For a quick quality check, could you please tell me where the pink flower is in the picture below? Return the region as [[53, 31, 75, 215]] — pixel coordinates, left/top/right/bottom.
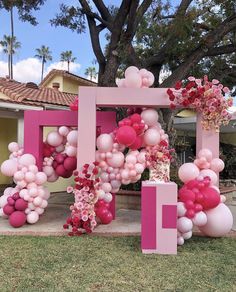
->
[[188, 76, 195, 81], [67, 186, 73, 193], [223, 87, 230, 93], [212, 79, 219, 84]]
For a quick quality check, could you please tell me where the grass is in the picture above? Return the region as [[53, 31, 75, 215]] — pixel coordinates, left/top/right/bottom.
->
[[0, 236, 235, 291]]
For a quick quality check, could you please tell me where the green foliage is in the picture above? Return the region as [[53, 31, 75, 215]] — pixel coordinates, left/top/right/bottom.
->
[[0, 34, 21, 54], [84, 66, 97, 80], [35, 45, 52, 63], [0, 0, 46, 25]]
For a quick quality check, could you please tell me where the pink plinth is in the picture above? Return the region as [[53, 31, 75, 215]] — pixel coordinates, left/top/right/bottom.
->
[[141, 181, 177, 254]]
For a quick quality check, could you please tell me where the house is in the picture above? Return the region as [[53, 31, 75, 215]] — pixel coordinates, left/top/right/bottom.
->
[[39, 69, 97, 94]]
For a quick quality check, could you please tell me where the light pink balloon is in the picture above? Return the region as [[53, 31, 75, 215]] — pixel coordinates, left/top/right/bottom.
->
[[135, 163, 145, 174], [102, 183, 112, 193], [24, 171, 35, 183], [14, 171, 25, 181], [182, 231, 192, 240], [124, 66, 139, 78], [210, 158, 225, 173], [144, 129, 160, 146], [35, 207, 44, 215], [146, 71, 155, 86], [192, 211, 207, 226], [1, 159, 18, 176], [35, 172, 47, 185], [139, 68, 148, 78], [67, 130, 78, 147], [8, 142, 19, 152], [109, 173, 116, 180], [130, 170, 137, 177], [177, 236, 184, 245], [177, 202, 186, 217], [178, 163, 200, 183], [28, 165, 38, 174], [33, 197, 43, 206], [59, 126, 70, 136], [43, 188, 50, 200], [137, 152, 146, 163], [126, 154, 137, 164], [65, 145, 77, 157], [199, 204, 233, 237], [121, 169, 129, 179], [110, 180, 121, 190], [177, 217, 193, 233], [125, 73, 142, 88], [47, 172, 59, 182], [199, 169, 218, 185], [43, 166, 54, 177], [17, 180, 27, 189], [56, 145, 65, 153], [116, 78, 126, 87], [97, 134, 113, 152], [100, 172, 109, 182], [107, 152, 125, 168], [3, 187, 14, 197], [18, 154, 36, 167], [141, 109, 159, 126], [198, 148, 213, 162], [46, 131, 63, 147], [27, 211, 39, 224], [27, 182, 37, 189], [29, 188, 38, 197], [19, 189, 28, 199]]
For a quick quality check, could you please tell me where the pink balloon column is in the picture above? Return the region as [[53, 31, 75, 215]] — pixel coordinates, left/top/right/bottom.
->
[[116, 66, 155, 88], [177, 148, 233, 245], [0, 143, 51, 227], [42, 126, 78, 182]]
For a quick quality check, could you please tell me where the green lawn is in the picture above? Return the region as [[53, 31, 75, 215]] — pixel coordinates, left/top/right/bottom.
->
[[0, 236, 235, 292]]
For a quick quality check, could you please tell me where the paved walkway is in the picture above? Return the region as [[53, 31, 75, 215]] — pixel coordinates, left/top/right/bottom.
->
[[0, 192, 235, 236]]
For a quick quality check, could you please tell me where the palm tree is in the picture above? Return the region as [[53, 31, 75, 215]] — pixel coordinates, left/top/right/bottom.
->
[[35, 45, 52, 82], [60, 50, 76, 72], [84, 67, 97, 81], [0, 35, 21, 78]]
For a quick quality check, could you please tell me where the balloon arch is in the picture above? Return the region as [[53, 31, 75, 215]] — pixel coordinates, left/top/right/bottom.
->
[[0, 67, 233, 254]]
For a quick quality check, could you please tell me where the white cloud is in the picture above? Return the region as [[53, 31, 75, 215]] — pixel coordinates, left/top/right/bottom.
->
[[0, 45, 3, 54], [0, 58, 81, 84]]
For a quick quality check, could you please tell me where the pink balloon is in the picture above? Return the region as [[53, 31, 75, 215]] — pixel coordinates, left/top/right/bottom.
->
[[24, 171, 35, 183], [135, 163, 145, 174], [100, 172, 109, 182], [178, 163, 200, 183], [19, 154, 36, 167], [124, 66, 139, 77], [15, 198, 28, 211], [8, 142, 19, 152], [116, 126, 137, 146], [27, 211, 39, 224], [35, 172, 47, 185], [192, 211, 207, 226], [177, 217, 193, 233], [64, 157, 77, 171], [9, 211, 26, 227], [14, 171, 25, 181], [33, 197, 43, 206], [116, 78, 126, 87], [199, 204, 233, 237], [199, 169, 218, 185], [28, 165, 38, 174], [29, 188, 38, 197], [210, 158, 225, 173], [126, 154, 137, 164], [125, 73, 142, 88], [97, 134, 113, 152], [43, 166, 54, 177], [46, 131, 63, 147], [198, 149, 213, 162], [143, 129, 160, 146], [146, 71, 155, 86], [58, 126, 69, 136], [139, 68, 148, 78], [65, 145, 77, 157], [102, 183, 112, 193], [106, 152, 124, 168], [67, 130, 78, 147], [141, 109, 158, 126], [1, 159, 18, 176]]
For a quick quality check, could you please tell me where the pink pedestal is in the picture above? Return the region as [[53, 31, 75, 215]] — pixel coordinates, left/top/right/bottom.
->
[[141, 181, 177, 254]]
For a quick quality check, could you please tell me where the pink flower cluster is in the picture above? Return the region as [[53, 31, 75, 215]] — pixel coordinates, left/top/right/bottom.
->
[[167, 76, 233, 132], [64, 163, 100, 235]]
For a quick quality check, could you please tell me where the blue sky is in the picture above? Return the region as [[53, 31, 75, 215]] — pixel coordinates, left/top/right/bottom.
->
[[0, 0, 116, 83]]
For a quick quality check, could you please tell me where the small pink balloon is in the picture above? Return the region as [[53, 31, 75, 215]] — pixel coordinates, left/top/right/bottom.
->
[[33, 197, 43, 206], [198, 149, 213, 162], [135, 163, 145, 174], [27, 211, 39, 224], [35, 172, 47, 185], [24, 172, 35, 183], [146, 71, 155, 86], [40, 199, 48, 209], [1, 159, 18, 176], [19, 154, 36, 167], [43, 166, 54, 177], [8, 142, 19, 152], [14, 171, 25, 181], [178, 163, 200, 183], [58, 126, 69, 136], [124, 66, 139, 78], [199, 169, 218, 185], [35, 207, 44, 215], [27, 182, 37, 189], [210, 158, 225, 173], [177, 217, 193, 233], [126, 154, 137, 164], [28, 165, 38, 174], [125, 73, 142, 88], [102, 183, 112, 193], [29, 188, 38, 197], [17, 180, 27, 189], [65, 145, 77, 157], [47, 172, 59, 182]]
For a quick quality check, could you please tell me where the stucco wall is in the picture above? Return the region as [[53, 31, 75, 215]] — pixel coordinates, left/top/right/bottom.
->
[[63, 77, 80, 94], [45, 76, 64, 91]]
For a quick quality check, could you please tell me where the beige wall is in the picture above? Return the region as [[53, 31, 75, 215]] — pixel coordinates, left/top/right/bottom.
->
[[0, 117, 17, 184], [45, 76, 64, 92], [63, 77, 80, 94]]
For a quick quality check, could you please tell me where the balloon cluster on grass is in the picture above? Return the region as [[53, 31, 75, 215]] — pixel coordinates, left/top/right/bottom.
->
[[177, 148, 233, 245], [42, 127, 78, 182], [0, 142, 50, 227], [116, 66, 155, 88]]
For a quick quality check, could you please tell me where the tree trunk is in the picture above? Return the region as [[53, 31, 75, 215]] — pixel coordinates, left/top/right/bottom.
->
[[8, 54, 10, 77], [41, 60, 44, 82], [99, 55, 119, 86], [10, 6, 14, 79], [67, 61, 70, 72]]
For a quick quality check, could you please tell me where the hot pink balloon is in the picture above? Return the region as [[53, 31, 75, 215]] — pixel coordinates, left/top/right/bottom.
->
[[199, 203, 233, 237], [178, 163, 200, 183], [116, 126, 136, 146]]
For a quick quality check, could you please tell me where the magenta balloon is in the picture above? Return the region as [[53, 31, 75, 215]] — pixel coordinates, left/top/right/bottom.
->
[[116, 126, 136, 146], [199, 203, 233, 237], [9, 211, 26, 227], [1, 159, 18, 177], [178, 163, 200, 183], [64, 156, 77, 171], [3, 204, 15, 216], [15, 198, 28, 211], [210, 158, 225, 173]]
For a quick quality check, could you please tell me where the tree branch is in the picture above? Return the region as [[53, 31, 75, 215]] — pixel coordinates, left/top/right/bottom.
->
[[206, 44, 236, 56], [93, 0, 112, 22]]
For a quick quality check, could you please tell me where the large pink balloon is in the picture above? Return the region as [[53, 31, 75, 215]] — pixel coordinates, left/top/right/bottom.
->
[[67, 130, 78, 147], [18, 154, 36, 167], [46, 131, 63, 147], [124, 66, 139, 77], [141, 109, 159, 126], [210, 158, 225, 173], [97, 134, 113, 152], [125, 74, 142, 88], [198, 149, 213, 162], [106, 152, 124, 168], [199, 203, 233, 237], [143, 128, 160, 146], [178, 163, 200, 183], [1, 159, 18, 176]]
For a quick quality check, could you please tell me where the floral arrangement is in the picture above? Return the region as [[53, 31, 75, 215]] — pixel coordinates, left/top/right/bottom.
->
[[145, 140, 175, 182], [63, 162, 100, 236], [167, 76, 233, 132]]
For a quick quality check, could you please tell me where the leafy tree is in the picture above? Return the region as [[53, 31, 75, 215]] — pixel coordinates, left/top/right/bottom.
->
[[51, 0, 236, 143], [35, 45, 52, 82], [84, 66, 97, 81], [0, 0, 46, 78], [60, 50, 76, 72], [0, 35, 21, 77]]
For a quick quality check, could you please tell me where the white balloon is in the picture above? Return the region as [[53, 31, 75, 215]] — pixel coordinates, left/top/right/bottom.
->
[[104, 192, 113, 203], [192, 211, 207, 227], [182, 231, 192, 240], [177, 202, 186, 217], [177, 217, 193, 233], [27, 211, 39, 224], [141, 109, 159, 126], [177, 236, 185, 245]]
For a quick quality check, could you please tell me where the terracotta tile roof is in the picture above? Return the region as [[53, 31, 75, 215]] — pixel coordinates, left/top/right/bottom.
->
[[0, 77, 76, 107], [39, 69, 97, 87]]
